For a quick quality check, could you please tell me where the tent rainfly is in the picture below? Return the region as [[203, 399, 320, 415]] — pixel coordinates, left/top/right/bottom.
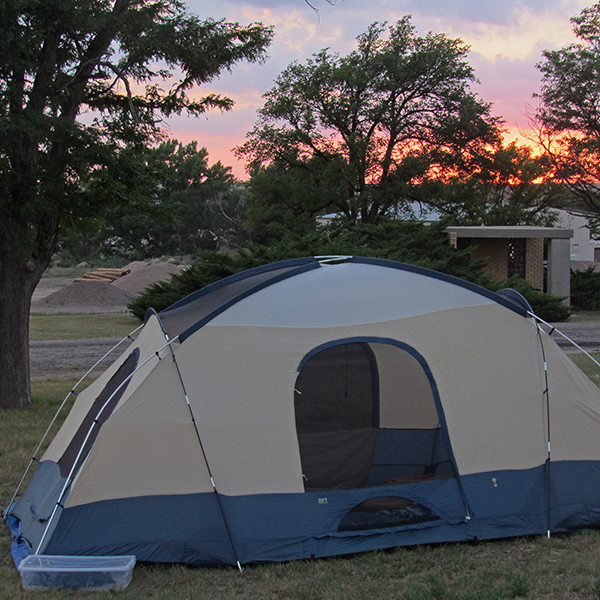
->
[[6, 256, 600, 568]]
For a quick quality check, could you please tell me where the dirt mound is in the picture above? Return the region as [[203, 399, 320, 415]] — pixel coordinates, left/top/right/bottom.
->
[[113, 262, 184, 295], [33, 280, 133, 313], [32, 259, 188, 313]]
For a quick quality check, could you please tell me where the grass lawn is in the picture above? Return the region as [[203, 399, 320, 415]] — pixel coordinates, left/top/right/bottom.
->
[[568, 310, 600, 322], [4, 316, 600, 598], [30, 313, 141, 340]]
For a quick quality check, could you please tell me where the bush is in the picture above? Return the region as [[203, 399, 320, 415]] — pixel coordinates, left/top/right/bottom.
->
[[129, 220, 571, 324], [128, 220, 493, 318], [571, 267, 600, 311], [494, 277, 571, 323]]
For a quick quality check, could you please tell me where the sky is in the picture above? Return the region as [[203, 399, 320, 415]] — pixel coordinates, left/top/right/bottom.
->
[[165, 0, 593, 179]]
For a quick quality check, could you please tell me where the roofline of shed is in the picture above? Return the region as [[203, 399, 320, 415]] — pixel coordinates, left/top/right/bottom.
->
[[445, 226, 573, 239]]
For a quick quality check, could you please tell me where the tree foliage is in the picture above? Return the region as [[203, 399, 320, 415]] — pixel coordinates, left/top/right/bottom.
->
[[425, 142, 565, 226], [571, 267, 600, 311], [236, 18, 503, 225], [535, 2, 600, 221], [65, 139, 245, 259], [0, 0, 273, 409]]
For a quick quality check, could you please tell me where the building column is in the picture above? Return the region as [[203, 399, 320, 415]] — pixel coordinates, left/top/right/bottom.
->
[[525, 238, 544, 291], [547, 238, 571, 304]]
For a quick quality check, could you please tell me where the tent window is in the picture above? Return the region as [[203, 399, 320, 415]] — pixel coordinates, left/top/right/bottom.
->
[[294, 340, 455, 492], [338, 497, 440, 531], [295, 343, 377, 434]]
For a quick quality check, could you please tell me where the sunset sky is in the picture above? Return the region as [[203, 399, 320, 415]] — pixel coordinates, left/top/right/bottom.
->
[[166, 0, 592, 179]]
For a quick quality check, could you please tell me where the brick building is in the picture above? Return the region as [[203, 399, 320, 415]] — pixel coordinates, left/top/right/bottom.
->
[[445, 226, 573, 304]]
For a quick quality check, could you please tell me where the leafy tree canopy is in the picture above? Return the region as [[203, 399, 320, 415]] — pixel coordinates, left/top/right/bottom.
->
[[0, 0, 273, 409], [424, 142, 567, 226], [236, 18, 503, 225], [535, 2, 600, 221], [65, 139, 245, 259]]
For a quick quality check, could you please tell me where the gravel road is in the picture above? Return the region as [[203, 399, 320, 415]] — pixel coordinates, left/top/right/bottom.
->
[[30, 338, 123, 380], [30, 276, 134, 380]]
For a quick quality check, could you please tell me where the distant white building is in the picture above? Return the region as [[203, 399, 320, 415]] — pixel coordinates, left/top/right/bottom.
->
[[555, 210, 600, 262]]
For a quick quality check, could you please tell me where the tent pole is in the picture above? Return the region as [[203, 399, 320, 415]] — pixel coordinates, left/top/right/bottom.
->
[[535, 321, 553, 539], [167, 346, 244, 572], [3, 324, 144, 519], [530, 312, 600, 538], [34, 337, 176, 555], [530, 313, 600, 369]]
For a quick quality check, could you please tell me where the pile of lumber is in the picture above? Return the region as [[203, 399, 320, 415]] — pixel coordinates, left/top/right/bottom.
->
[[74, 268, 131, 283]]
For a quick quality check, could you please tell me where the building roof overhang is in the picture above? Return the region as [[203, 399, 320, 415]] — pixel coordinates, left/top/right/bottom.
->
[[445, 226, 573, 239]]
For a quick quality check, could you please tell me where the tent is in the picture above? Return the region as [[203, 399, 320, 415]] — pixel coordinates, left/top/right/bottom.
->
[[7, 255, 600, 568]]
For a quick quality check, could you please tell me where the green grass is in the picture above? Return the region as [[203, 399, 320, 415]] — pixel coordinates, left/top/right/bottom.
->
[[5, 316, 600, 598], [570, 352, 600, 386], [569, 310, 600, 322], [29, 313, 141, 340]]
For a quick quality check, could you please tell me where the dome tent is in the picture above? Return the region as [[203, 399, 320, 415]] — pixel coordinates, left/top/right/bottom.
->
[[7, 255, 600, 568]]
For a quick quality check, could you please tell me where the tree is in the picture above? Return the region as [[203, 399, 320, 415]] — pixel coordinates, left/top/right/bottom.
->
[[235, 18, 503, 226], [0, 0, 273, 409], [242, 155, 346, 245], [83, 140, 243, 258], [534, 2, 600, 222], [424, 142, 565, 226]]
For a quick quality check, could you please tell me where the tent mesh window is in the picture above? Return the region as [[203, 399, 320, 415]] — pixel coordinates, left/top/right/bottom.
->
[[295, 343, 377, 490], [294, 342, 456, 492], [58, 349, 139, 478], [338, 496, 440, 531]]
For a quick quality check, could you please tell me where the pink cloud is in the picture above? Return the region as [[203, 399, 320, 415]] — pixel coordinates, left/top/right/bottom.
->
[[165, 0, 589, 176]]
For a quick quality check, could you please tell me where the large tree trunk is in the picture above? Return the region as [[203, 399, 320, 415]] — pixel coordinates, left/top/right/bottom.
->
[[0, 260, 40, 409], [0, 206, 56, 409]]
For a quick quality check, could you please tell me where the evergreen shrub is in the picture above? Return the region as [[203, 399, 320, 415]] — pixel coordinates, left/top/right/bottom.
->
[[571, 267, 600, 311], [128, 220, 571, 323]]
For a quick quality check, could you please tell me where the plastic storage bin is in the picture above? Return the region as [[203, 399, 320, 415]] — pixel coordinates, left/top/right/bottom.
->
[[18, 554, 136, 591]]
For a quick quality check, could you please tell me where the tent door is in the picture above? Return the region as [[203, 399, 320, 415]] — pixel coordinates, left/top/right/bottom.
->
[[294, 339, 457, 492]]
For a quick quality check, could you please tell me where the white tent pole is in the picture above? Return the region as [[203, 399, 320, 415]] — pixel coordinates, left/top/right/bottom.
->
[[534, 322, 553, 538], [529, 313, 600, 370], [34, 336, 177, 555], [3, 324, 144, 519], [166, 344, 244, 572], [530, 313, 600, 539]]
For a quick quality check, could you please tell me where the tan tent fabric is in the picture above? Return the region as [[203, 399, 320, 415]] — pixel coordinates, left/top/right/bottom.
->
[[164, 302, 553, 496], [209, 262, 495, 328], [373, 343, 438, 429], [66, 354, 214, 507], [42, 314, 169, 464], [59, 297, 596, 503], [545, 334, 600, 462], [12, 257, 600, 567], [176, 326, 306, 496]]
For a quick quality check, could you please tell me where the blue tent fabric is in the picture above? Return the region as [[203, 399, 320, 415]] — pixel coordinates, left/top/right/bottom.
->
[[9, 463, 587, 566]]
